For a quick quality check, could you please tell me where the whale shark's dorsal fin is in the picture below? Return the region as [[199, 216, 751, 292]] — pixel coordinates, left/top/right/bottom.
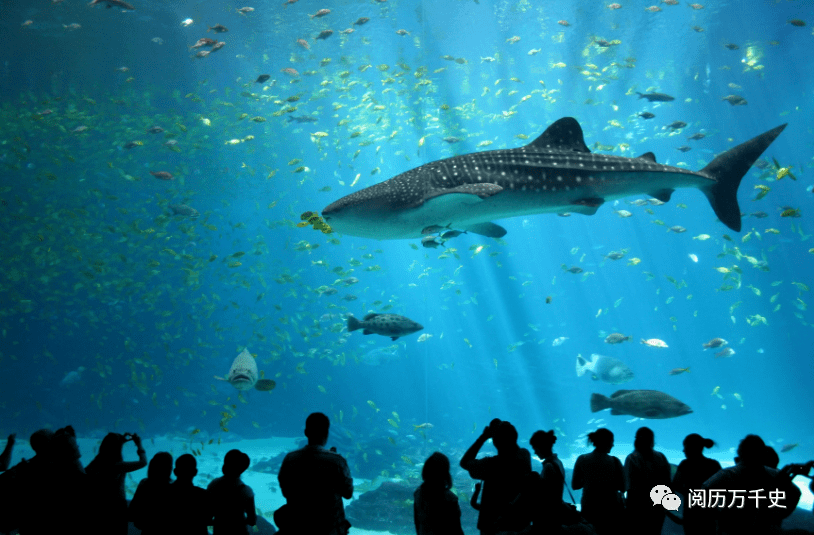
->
[[638, 152, 657, 162], [527, 117, 591, 153]]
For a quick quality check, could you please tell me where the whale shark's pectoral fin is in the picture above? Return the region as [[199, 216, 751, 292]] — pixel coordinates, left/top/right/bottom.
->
[[255, 379, 276, 391], [570, 197, 605, 215], [649, 188, 675, 203], [422, 183, 504, 203], [463, 222, 507, 238]]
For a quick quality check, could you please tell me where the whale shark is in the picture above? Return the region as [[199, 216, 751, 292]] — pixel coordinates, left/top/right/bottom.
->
[[322, 117, 786, 240], [215, 348, 276, 392]]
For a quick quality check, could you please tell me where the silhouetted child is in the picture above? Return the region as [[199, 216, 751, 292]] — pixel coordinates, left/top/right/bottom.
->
[[166, 453, 211, 535], [84, 432, 148, 535], [276, 412, 354, 535], [414, 451, 465, 535], [572, 428, 625, 535], [670, 434, 722, 535], [460, 418, 532, 535], [129, 451, 173, 535], [207, 449, 256, 535], [624, 427, 671, 535]]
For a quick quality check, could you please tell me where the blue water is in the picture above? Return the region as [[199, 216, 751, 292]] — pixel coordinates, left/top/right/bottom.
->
[[1, 0, 812, 519]]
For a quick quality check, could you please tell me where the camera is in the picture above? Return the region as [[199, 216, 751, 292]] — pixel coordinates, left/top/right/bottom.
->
[[786, 461, 814, 478]]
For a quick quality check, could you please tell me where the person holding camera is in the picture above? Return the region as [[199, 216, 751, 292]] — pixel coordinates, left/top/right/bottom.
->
[[460, 418, 532, 535], [276, 412, 353, 535], [701, 434, 803, 535], [85, 432, 148, 535]]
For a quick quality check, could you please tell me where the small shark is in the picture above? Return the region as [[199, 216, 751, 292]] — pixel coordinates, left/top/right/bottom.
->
[[215, 348, 276, 392], [322, 117, 786, 240]]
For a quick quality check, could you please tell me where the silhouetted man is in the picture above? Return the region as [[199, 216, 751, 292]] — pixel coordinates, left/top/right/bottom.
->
[[277, 412, 353, 535], [461, 419, 532, 535], [702, 434, 801, 535]]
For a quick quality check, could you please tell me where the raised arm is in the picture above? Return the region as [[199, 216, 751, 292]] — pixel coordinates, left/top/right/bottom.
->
[[460, 427, 491, 470], [0, 434, 15, 471]]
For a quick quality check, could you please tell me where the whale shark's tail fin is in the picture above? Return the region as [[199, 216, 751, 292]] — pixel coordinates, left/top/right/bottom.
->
[[700, 123, 787, 232]]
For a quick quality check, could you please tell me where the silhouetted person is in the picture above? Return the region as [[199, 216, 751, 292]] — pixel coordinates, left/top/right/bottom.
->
[[18, 426, 87, 535], [763, 445, 780, 469], [624, 427, 671, 535], [84, 432, 148, 535], [572, 428, 625, 535], [129, 451, 173, 535], [277, 412, 353, 535], [670, 434, 722, 535], [460, 418, 532, 535], [528, 429, 567, 533], [167, 453, 212, 535], [0, 434, 15, 471], [2, 429, 55, 533], [414, 451, 465, 535], [504, 429, 568, 534], [702, 434, 802, 535], [207, 449, 256, 535]]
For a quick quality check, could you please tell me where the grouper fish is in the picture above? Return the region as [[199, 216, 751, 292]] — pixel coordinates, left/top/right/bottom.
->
[[215, 348, 276, 392], [321, 117, 786, 240], [591, 389, 692, 419], [347, 313, 423, 340]]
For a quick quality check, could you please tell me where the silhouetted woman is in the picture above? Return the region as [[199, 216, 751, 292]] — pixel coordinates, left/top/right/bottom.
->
[[414, 452, 464, 535], [670, 434, 721, 535], [130, 451, 173, 535], [84, 432, 148, 535], [624, 427, 671, 535], [572, 428, 625, 535], [528, 429, 566, 534]]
